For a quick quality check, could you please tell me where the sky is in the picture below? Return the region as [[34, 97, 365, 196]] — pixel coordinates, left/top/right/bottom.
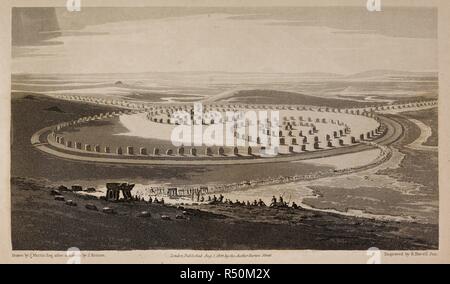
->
[[12, 7, 438, 75]]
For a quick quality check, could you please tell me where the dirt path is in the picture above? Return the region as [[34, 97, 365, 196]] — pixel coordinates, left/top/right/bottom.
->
[[405, 118, 438, 152]]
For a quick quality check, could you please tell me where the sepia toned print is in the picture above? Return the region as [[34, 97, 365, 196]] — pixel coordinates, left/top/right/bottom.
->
[[9, 4, 440, 254]]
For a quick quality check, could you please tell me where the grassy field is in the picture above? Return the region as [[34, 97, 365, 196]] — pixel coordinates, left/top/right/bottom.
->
[[227, 89, 382, 108], [401, 107, 438, 146], [11, 177, 437, 250], [301, 111, 438, 225], [377, 113, 438, 192], [225, 89, 436, 108]]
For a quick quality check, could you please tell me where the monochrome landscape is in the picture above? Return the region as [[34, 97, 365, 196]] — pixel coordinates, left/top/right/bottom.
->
[[11, 6, 438, 250]]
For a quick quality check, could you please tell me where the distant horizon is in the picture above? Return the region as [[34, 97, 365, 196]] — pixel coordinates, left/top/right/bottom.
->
[[11, 69, 439, 77]]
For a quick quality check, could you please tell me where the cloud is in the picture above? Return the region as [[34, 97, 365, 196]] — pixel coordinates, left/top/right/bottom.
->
[[226, 7, 437, 39], [12, 13, 437, 75]]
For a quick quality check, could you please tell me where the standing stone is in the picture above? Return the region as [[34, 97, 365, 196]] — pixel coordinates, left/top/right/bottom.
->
[[127, 146, 134, 155]]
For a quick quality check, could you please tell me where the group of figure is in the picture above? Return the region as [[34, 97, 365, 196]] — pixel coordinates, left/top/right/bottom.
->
[[269, 195, 299, 209], [147, 196, 165, 205], [131, 194, 166, 204], [206, 194, 300, 209], [134, 193, 300, 209]]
